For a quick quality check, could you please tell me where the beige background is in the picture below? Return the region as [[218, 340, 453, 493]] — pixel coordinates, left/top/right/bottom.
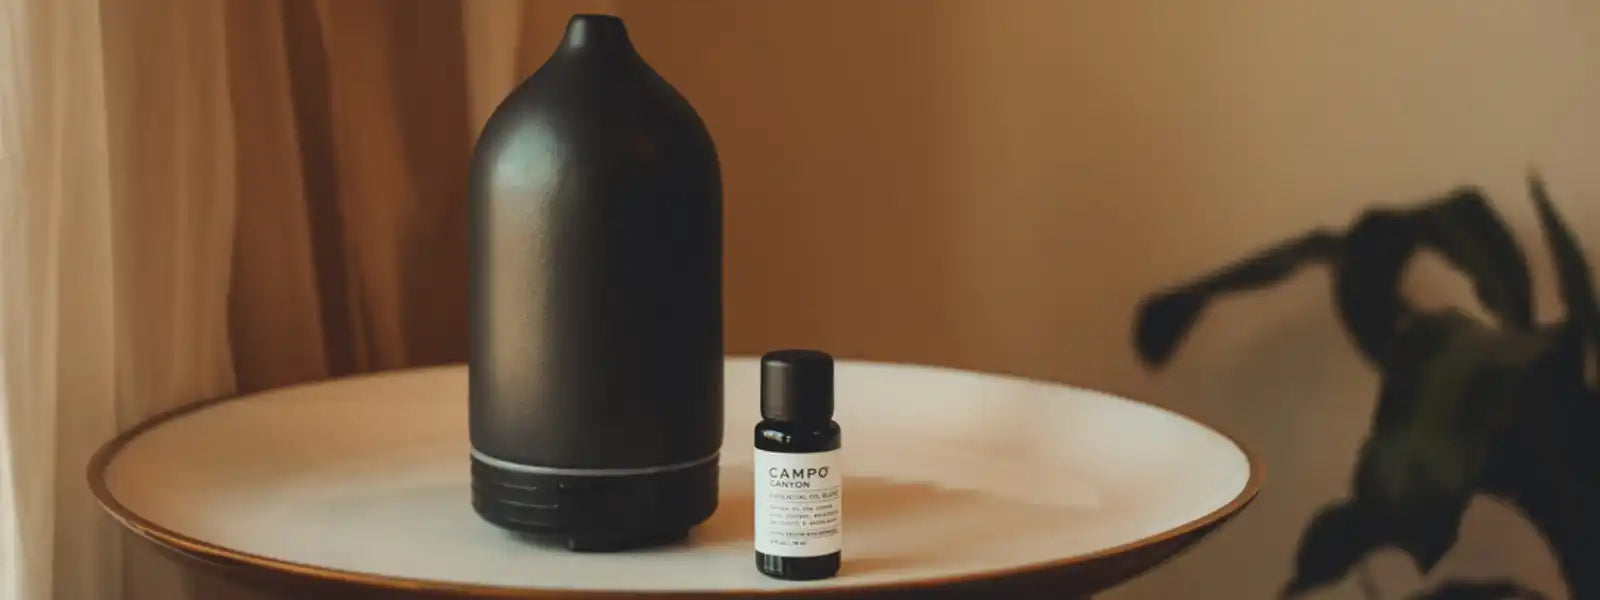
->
[[476, 1, 1600, 598]]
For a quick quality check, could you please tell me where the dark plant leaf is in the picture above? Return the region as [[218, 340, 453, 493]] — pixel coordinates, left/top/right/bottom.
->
[[1528, 174, 1600, 379], [1404, 579, 1548, 600], [1479, 323, 1592, 569], [1353, 310, 1554, 573], [1364, 311, 1474, 430], [1135, 230, 1341, 365], [1336, 209, 1418, 363], [1415, 188, 1533, 329], [1134, 292, 1206, 366], [1353, 430, 1468, 572], [1338, 190, 1534, 364], [1282, 501, 1381, 598]]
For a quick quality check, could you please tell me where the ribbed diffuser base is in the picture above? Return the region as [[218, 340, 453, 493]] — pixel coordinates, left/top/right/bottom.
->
[[470, 455, 719, 552]]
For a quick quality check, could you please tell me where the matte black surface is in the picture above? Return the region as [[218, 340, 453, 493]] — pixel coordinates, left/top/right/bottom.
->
[[755, 416, 843, 579], [760, 350, 835, 424], [467, 13, 722, 470], [467, 13, 722, 542], [470, 456, 718, 552]]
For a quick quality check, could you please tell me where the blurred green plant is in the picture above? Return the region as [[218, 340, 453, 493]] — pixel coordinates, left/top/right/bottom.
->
[[1134, 176, 1597, 600]]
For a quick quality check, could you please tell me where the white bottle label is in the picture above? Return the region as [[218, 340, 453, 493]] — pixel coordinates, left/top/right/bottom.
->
[[754, 448, 842, 557]]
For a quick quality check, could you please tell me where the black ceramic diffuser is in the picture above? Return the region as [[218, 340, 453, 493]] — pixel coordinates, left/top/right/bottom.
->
[[468, 14, 722, 551]]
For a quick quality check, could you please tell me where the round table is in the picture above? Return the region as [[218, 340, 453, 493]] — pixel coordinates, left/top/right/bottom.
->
[[90, 358, 1261, 599]]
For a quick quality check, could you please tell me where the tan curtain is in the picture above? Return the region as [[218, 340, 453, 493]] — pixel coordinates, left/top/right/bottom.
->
[[224, 0, 476, 389], [1, 1, 614, 598], [4, 0, 124, 597]]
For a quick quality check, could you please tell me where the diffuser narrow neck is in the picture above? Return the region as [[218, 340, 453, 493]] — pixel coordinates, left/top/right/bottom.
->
[[559, 14, 635, 55]]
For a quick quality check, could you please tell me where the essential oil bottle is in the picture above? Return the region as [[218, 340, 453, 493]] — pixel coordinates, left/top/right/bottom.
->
[[754, 350, 842, 580]]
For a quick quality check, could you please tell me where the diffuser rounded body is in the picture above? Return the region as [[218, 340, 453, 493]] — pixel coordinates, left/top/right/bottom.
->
[[466, 14, 723, 551]]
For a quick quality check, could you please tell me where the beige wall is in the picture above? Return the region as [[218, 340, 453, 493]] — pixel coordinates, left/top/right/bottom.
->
[[473, 2, 1600, 597]]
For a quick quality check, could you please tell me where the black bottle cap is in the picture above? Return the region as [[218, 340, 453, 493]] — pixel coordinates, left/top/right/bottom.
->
[[761, 350, 833, 423]]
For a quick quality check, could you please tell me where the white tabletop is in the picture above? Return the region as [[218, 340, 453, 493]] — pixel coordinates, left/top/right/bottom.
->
[[93, 358, 1259, 598]]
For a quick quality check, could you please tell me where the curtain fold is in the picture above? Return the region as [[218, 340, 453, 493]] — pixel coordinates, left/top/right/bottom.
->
[[3, 0, 120, 598], [227, 0, 477, 392], [223, 0, 332, 393], [97, 0, 243, 597], [296, 0, 473, 375]]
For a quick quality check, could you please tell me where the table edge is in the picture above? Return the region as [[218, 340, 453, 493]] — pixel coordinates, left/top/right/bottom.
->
[[87, 360, 1265, 598]]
